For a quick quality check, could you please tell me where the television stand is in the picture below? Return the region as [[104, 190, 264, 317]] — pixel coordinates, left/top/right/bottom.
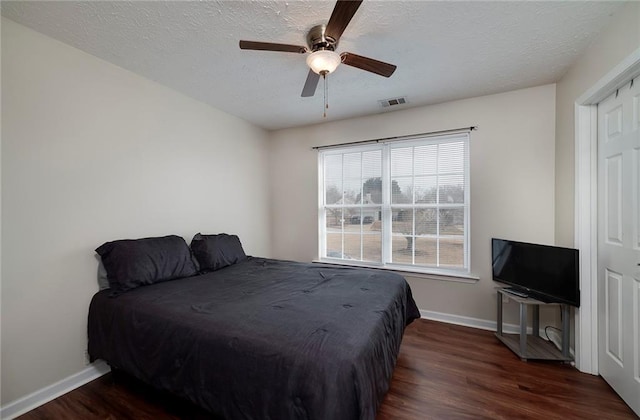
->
[[495, 288, 572, 362]]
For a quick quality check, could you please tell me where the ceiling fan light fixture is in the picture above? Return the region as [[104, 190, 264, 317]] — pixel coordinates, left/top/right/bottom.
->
[[306, 50, 341, 75]]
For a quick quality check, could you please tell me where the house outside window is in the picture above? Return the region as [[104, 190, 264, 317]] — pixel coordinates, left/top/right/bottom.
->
[[318, 132, 470, 275]]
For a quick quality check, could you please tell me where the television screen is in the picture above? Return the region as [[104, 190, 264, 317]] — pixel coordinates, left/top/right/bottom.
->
[[492, 238, 580, 307]]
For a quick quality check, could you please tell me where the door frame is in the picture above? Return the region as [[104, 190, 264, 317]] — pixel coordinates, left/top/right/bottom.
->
[[574, 47, 640, 374]]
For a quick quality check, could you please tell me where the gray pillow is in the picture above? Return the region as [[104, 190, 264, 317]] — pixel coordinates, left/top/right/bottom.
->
[[96, 255, 110, 290]]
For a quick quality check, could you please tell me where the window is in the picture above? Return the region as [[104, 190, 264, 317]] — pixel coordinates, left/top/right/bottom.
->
[[318, 132, 470, 275]]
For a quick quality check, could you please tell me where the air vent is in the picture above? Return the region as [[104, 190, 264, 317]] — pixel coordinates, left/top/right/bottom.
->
[[379, 96, 408, 108]]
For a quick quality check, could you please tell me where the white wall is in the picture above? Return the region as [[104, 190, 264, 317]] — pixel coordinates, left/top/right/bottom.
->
[[555, 2, 640, 247], [269, 84, 557, 324], [1, 18, 270, 405]]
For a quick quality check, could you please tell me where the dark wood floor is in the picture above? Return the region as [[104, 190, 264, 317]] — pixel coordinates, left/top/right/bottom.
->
[[19, 319, 636, 420]]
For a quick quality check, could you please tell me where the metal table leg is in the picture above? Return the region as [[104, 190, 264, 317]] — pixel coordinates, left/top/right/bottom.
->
[[497, 290, 503, 336], [519, 302, 527, 358], [562, 304, 570, 359], [532, 305, 540, 338]]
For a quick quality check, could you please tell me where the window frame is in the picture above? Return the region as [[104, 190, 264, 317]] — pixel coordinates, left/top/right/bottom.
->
[[317, 132, 471, 278]]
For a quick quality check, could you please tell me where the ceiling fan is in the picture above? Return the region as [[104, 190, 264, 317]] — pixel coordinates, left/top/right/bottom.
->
[[239, 0, 397, 98]]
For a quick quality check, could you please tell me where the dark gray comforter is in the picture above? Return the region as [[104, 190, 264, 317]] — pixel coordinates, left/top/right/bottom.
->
[[88, 257, 419, 419]]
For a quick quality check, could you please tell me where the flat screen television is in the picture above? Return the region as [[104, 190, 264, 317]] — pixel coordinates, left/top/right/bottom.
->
[[492, 238, 580, 307]]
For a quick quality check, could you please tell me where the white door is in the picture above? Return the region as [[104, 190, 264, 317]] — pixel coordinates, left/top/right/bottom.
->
[[597, 77, 640, 416]]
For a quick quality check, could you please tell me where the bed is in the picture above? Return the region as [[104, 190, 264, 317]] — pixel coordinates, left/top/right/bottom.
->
[[88, 235, 419, 420]]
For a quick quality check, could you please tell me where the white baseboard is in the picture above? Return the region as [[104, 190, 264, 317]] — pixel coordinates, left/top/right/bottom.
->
[[420, 309, 575, 357], [421, 309, 532, 334], [0, 360, 110, 420], [421, 309, 504, 332]]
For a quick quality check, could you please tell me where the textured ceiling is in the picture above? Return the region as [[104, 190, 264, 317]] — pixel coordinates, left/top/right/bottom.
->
[[1, 1, 626, 130]]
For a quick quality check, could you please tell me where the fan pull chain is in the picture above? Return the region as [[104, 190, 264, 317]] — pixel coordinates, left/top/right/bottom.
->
[[323, 73, 329, 118]]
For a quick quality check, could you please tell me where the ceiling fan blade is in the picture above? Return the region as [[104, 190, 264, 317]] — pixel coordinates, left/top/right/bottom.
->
[[340, 52, 397, 77], [301, 70, 320, 97], [239, 40, 308, 54], [325, 0, 363, 42]]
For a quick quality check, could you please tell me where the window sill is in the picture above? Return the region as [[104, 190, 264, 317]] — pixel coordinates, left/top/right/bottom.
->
[[312, 259, 480, 284]]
